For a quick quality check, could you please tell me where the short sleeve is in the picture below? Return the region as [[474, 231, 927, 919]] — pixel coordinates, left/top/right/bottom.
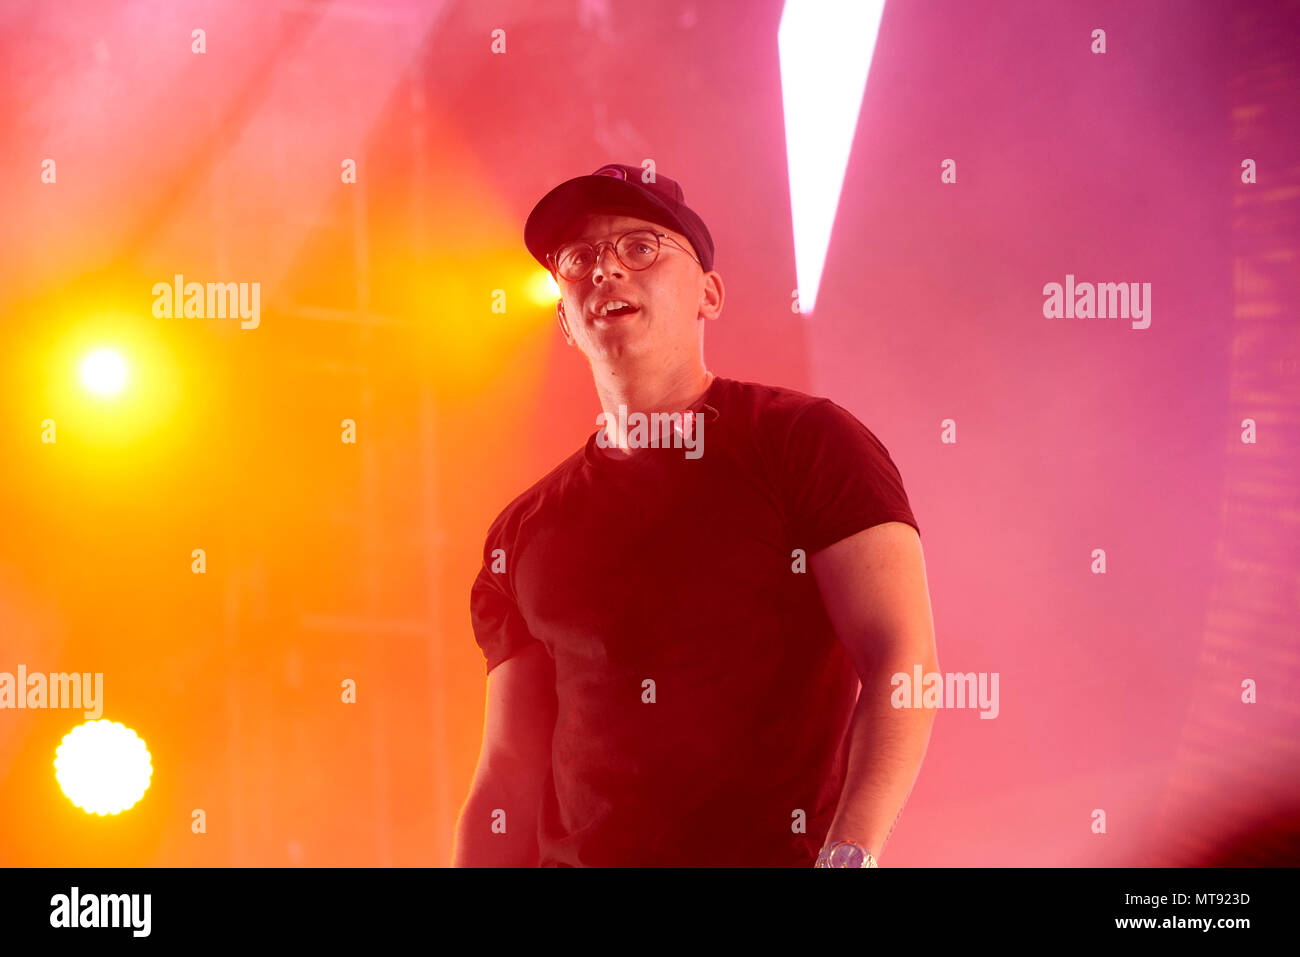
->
[[469, 540, 542, 676], [777, 398, 919, 556]]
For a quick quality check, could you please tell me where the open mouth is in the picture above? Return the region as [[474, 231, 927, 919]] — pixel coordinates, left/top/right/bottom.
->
[[592, 301, 641, 319]]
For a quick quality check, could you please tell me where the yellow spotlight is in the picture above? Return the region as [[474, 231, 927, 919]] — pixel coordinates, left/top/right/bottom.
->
[[524, 268, 561, 308], [79, 347, 129, 397], [55, 720, 153, 816]]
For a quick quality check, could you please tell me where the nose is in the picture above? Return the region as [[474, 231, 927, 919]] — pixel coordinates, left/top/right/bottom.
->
[[590, 243, 624, 282]]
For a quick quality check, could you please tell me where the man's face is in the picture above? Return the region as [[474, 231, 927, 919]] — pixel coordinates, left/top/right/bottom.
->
[[553, 212, 720, 366]]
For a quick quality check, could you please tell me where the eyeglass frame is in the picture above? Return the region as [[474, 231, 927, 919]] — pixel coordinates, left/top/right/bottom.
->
[[546, 228, 702, 282]]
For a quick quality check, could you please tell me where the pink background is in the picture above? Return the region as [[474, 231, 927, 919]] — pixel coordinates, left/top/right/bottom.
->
[[1, 0, 1296, 866]]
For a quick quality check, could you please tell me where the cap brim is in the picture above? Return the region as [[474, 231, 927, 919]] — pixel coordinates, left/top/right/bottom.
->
[[524, 176, 684, 268]]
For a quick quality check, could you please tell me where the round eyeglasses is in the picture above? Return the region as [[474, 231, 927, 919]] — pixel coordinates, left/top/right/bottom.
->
[[548, 229, 700, 283]]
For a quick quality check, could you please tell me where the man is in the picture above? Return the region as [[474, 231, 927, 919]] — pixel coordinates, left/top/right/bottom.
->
[[453, 163, 938, 867]]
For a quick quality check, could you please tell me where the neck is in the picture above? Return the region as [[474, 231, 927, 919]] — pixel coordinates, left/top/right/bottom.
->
[[593, 363, 713, 452]]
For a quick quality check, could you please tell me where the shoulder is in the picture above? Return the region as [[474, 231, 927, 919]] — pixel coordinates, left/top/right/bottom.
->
[[716, 377, 877, 449], [717, 376, 826, 416], [479, 444, 587, 552]]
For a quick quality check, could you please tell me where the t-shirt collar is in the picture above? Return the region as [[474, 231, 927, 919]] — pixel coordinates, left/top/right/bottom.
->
[[583, 375, 724, 470]]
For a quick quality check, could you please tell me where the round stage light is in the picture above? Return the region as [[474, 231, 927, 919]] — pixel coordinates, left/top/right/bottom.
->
[[79, 347, 129, 397], [54, 720, 154, 815], [525, 268, 562, 308]]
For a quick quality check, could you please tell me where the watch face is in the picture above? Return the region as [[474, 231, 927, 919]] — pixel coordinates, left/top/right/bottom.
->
[[830, 844, 865, 868]]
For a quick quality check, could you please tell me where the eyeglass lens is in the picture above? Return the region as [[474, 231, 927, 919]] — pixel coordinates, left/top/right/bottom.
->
[[555, 230, 660, 280]]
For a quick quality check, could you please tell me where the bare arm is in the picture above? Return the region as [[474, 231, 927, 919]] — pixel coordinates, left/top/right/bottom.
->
[[810, 521, 939, 863], [452, 642, 558, 867]]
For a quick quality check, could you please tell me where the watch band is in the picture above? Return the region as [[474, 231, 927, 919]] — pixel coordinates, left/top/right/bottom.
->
[[815, 840, 878, 868]]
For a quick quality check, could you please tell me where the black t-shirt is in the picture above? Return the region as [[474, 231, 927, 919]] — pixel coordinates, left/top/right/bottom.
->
[[470, 375, 920, 866]]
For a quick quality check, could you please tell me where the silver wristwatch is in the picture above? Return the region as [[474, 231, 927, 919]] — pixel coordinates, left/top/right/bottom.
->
[[815, 840, 878, 868]]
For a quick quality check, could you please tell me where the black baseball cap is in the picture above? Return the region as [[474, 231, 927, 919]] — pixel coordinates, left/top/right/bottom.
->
[[524, 163, 715, 274]]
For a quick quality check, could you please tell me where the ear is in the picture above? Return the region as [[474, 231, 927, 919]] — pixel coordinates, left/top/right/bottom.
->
[[557, 302, 573, 344], [698, 270, 724, 321]]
